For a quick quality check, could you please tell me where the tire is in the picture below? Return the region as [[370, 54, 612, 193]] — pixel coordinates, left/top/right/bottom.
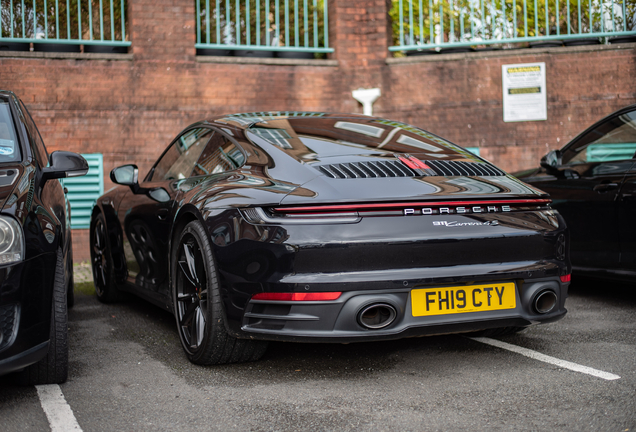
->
[[66, 244, 75, 309], [172, 220, 268, 365], [15, 249, 68, 385], [90, 212, 122, 303]]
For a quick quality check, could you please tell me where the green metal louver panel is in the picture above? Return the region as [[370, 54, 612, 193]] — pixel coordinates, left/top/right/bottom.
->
[[587, 143, 636, 163], [61, 154, 103, 229]]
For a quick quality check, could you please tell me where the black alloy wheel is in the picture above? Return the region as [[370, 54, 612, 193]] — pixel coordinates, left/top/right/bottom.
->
[[90, 213, 121, 303], [127, 221, 159, 283], [175, 231, 209, 352], [173, 220, 268, 365]]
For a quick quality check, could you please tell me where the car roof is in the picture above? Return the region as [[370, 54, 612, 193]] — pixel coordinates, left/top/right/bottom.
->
[[0, 90, 17, 98], [203, 112, 383, 129]]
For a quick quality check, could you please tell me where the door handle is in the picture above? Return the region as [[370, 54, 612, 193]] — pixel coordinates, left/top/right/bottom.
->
[[157, 208, 169, 220], [593, 183, 618, 193]]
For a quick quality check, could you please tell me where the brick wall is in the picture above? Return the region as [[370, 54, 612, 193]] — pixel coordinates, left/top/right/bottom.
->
[[0, 0, 634, 262], [385, 46, 636, 172]]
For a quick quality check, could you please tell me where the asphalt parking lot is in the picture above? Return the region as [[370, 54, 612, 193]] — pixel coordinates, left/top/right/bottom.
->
[[1, 269, 634, 432]]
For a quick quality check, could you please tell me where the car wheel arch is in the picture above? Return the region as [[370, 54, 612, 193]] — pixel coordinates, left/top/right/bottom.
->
[[169, 209, 235, 333], [169, 207, 203, 292]]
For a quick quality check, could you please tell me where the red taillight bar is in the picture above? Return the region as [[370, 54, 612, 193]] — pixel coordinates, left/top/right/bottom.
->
[[273, 199, 551, 214], [251, 292, 342, 301], [560, 274, 571, 283]]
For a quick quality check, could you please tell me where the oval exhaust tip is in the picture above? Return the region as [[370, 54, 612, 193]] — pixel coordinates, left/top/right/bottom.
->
[[358, 303, 397, 329], [534, 290, 557, 314]]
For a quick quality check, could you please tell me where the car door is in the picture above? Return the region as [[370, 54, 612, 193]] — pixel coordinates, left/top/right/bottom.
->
[[540, 162, 627, 270], [117, 127, 214, 299], [15, 98, 69, 253], [618, 162, 636, 271], [544, 110, 636, 271]]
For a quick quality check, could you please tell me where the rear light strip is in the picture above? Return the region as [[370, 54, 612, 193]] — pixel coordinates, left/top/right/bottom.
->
[[273, 199, 551, 214], [252, 292, 342, 301], [241, 207, 361, 225], [560, 274, 571, 283]]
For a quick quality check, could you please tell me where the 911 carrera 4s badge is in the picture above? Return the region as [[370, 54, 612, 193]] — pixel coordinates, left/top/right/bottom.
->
[[411, 282, 516, 316], [432, 220, 499, 227]]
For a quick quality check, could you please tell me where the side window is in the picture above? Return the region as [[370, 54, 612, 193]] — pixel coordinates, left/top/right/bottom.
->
[[0, 99, 21, 163], [563, 111, 636, 165], [151, 128, 213, 181], [192, 132, 245, 177], [17, 99, 48, 168]]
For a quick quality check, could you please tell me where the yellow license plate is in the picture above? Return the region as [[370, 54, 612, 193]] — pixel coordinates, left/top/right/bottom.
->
[[411, 282, 516, 317]]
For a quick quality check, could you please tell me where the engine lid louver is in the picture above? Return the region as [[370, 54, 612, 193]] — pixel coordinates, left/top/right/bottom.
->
[[318, 160, 417, 179], [317, 159, 505, 179], [426, 160, 506, 176]]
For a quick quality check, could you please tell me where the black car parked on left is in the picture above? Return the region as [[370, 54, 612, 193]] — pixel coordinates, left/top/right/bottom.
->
[[0, 90, 88, 384]]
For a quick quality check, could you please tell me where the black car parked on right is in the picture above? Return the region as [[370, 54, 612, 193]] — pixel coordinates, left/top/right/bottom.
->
[[515, 104, 636, 281]]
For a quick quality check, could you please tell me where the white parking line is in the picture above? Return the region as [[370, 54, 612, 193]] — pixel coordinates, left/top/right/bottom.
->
[[469, 337, 621, 381], [36, 384, 83, 432]]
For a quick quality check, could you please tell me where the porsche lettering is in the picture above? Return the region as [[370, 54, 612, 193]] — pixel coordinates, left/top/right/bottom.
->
[[403, 205, 511, 215]]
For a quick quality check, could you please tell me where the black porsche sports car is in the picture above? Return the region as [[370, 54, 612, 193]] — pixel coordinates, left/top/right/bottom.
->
[[0, 90, 88, 383], [515, 104, 636, 281], [91, 112, 570, 365]]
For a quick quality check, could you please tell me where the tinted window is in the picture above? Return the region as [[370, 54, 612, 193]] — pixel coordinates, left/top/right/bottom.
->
[[192, 132, 245, 177], [248, 117, 477, 162], [17, 99, 48, 167], [0, 99, 21, 163], [563, 110, 636, 165], [151, 128, 212, 181]]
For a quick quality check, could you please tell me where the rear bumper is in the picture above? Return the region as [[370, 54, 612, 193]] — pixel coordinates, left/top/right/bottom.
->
[[230, 274, 569, 343], [216, 206, 570, 343]]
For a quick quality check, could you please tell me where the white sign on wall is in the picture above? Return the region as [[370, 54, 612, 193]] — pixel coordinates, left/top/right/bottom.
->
[[502, 62, 547, 122]]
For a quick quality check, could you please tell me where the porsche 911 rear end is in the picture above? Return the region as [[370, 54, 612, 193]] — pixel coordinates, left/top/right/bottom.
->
[[236, 196, 569, 342], [215, 114, 571, 343]]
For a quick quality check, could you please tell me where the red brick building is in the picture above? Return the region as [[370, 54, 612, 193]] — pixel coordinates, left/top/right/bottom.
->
[[0, 0, 634, 261]]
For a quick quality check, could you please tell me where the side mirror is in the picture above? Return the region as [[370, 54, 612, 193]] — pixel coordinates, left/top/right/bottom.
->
[[540, 150, 580, 179], [110, 165, 169, 202], [41, 151, 89, 185], [110, 164, 139, 186], [111, 164, 145, 195], [540, 150, 562, 170]]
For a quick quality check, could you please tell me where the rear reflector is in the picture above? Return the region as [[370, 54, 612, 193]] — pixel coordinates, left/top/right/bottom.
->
[[560, 274, 571, 283], [252, 292, 342, 301]]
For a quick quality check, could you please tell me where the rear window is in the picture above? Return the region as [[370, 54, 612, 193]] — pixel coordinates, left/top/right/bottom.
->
[[248, 117, 478, 162], [0, 99, 21, 163]]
